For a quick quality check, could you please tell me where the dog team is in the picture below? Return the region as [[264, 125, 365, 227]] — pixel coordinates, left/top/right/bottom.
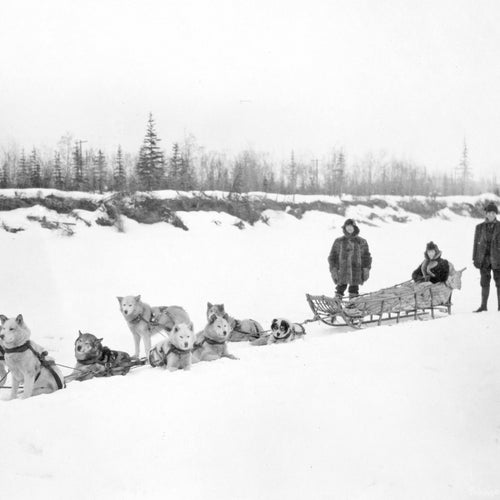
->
[[0, 296, 306, 400]]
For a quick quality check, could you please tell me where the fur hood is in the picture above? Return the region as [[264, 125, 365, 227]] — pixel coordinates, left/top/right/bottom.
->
[[342, 219, 360, 237], [423, 241, 442, 259]]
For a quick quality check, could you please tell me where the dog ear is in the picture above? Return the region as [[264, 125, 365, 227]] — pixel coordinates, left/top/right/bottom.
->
[[117, 296, 123, 304], [78, 330, 83, 337], [0, 315, 7, 325], [134, 295, 141, 302], [207, 302, 213, 309], [222, 312, 229, 320], [271, 318, 278, 329], [188, 322, 194, 331], [209, 314, 217, 324], [280, 319, 290, 331], [16, 314, 24, 325], [98, 338, 103, 342]]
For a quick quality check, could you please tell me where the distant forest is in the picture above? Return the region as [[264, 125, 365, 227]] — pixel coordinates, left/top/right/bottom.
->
[[1, 114, 498, 196]]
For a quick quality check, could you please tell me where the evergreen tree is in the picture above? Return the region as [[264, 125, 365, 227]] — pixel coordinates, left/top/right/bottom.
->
[[113, 145, 127, 191], [54, 152, 64, 190], [0, 161, 8, 188], [18, 150, 30, 188], [73, 144, 84, 190], [136, 113, 165, 190], [168, 142, 182, 189], [30, 148, 42, 188], [95, 149, 106, 192]]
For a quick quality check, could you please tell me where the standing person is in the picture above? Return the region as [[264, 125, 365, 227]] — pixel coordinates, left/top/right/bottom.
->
[[328, 218, 372, 299], [472, 202, 500, 312], [411, 241, 450, 284]]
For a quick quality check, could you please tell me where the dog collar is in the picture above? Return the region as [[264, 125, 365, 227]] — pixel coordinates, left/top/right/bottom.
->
[[204, 337, 226, 345], [272, 329, 292, 341], [166, 345, 192, 356], [4, 341, 31, 354]]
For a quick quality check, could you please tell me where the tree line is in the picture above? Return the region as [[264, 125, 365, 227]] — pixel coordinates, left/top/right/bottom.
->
[[1, 114, 498, 196]]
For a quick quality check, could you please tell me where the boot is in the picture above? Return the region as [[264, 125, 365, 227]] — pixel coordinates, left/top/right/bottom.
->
[[474, 286, 489, 312]]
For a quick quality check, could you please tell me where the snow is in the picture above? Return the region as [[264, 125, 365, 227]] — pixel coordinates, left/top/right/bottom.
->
[[0, 196, 499, 499]]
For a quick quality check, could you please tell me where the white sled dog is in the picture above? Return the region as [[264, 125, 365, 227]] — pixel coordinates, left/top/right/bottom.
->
[[251, 318, 306, 346], [206, 302, 264, 342], [192, 315, 238, 363], [149, 322, 195, 371], [117, 295, 191, 358], [0, 314, 65, 399]]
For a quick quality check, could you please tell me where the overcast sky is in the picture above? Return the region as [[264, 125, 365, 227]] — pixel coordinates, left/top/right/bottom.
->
[[1, 0, 499, 176]]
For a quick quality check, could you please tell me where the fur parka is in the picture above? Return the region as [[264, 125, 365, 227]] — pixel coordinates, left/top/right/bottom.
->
[[412, 253, 450, 284], [328, 221, 372, 286]]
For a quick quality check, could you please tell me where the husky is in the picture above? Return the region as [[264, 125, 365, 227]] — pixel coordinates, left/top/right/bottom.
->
[[206, 302, 264, 342], [0, 314, 65, 399], [251, 318, 306, 346], [67, 331, 137, 382], [192, 314, 238, 363], [149, 322, 195, 371], [117, 295, 191, 358]]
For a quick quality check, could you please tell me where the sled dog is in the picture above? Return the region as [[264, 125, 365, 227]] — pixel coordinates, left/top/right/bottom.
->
[[68, 331, 137, 382], [0, 314, 65, 399], [192, 315, 238, 363], [149, 322, 195, 371], [251, 318, 306, 346], [206, 302, 264, 342], [117, 295, 191, 358]]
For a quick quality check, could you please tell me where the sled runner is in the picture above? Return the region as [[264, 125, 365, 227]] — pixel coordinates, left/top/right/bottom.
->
[[306, 269, 465, 329]]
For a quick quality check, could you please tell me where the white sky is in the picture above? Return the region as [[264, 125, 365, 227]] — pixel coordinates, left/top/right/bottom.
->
[[1, 0, 499, 175]]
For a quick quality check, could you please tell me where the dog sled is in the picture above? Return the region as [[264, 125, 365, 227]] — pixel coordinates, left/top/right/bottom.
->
[[306, 268, 465, 329]]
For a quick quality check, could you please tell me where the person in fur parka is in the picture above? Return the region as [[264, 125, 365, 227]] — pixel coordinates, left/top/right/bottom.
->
[[412, 241, 450, 284], [328, 219, 372, 298]]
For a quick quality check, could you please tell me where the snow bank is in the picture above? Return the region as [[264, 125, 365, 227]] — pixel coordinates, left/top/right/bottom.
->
[[0, 200, 499, 499]]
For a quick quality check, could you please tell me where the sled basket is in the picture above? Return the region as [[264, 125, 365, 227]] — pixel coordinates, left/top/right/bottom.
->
[[306, 280, 454, 329]]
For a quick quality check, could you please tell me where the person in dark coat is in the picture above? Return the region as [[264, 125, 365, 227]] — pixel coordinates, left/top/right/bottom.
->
[[412, 241, 450, 284], [328, 219, 372, 299], [472, 202, 500, 312]]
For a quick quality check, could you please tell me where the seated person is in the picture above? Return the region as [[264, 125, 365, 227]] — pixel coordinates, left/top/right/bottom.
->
[[412, 241, 450, 284]]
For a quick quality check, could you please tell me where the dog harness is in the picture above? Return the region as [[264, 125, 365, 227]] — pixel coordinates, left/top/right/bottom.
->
[[149, 344, 192, 368], [195, 337, 226, 347], [272, 329, 293, 341], [231, 319, 261, 339], [4, 341, 65, 389], [0, 345, 4, 361], [130, 306, 175, 331]]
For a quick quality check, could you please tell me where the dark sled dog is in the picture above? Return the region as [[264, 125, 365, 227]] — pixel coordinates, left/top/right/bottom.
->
[[68, 331, 141, 382]]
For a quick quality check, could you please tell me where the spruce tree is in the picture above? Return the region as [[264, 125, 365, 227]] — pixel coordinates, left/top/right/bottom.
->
[[18, 150, 30, 188], [95, 149, 106, 192], [136, 113, 165, 190], [30, 148, 42, 188], [113, 145, 127, 191], [0, 161, 8, 188], [168, 142, 182, 189], [73, 144, 84, 190], [53, 152, 64, 190]]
